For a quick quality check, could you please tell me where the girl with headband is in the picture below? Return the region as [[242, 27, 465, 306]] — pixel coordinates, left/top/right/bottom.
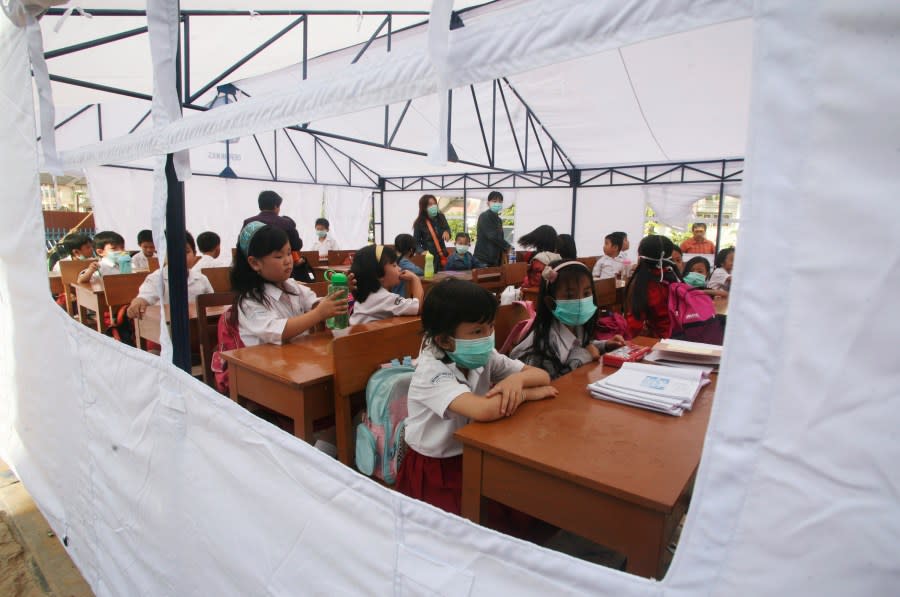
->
[[348, 244, 423, 325], [623, 234, 682, 338], [510, 260, 624, 379]]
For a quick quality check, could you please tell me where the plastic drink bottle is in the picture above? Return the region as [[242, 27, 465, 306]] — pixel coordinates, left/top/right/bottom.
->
[[324, 270, 350, 329], [508, 247, 516, 263], [424, 252, 434, 279], [116, 253, 132, 273]]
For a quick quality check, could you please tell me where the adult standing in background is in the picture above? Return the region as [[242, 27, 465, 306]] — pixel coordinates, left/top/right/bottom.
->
[[473, 191, 510, 267], [680, 222, 716, 254], [243, 190, 305, 279], [413, 194, 451, 271]]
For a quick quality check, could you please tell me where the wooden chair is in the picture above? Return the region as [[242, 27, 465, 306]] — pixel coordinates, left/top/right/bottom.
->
[[515, 250, 530, 263], [201, 266, 232, 292], [471, 266, 505, 293], [302, 281, 330, 297], [594, 277, 618, 310], [327, 250, 354, 266], [299, 250, 324, 267], [409, 253, 426, 270], [101, 271, 150, 325], [147, 256, 160, 272], [332, 319, 423, 466], [501, 262, 528, 287], [577, 256, 599, 272], [58, 258, 97, 316], [494, 302, 531, 351], [196, 291, 237, 388]]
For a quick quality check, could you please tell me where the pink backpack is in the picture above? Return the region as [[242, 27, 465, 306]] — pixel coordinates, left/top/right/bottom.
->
[[498, 301, 536, 355], [210, 306, 245, 395], [667, 282, 724, 345]]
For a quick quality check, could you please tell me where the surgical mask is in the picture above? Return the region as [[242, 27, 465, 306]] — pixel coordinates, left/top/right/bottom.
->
[[316, 229, 327, 238], [455, 244, 469, 254], [490, 202, 503, 213], [552, 297, 597, 327], [684, 272, 707, 288], [447, 332, 495, 369], [427, 205, 439, 217]]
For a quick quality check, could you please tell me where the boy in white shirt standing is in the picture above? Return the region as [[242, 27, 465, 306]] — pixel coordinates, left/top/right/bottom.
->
[[311, 218, 340, 259]]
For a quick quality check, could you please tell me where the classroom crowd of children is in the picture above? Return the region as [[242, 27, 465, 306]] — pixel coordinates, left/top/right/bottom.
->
[[48, 190, 735, 518]]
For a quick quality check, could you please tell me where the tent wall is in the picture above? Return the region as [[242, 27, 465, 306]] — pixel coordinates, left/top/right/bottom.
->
[[86, 166, 371, 252]]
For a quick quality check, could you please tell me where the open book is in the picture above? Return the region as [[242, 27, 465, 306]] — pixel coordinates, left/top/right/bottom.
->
[[587, 362, 710, 416]]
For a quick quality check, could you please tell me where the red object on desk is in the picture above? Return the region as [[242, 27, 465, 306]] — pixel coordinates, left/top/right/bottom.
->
[[602, 343, 652, 368]]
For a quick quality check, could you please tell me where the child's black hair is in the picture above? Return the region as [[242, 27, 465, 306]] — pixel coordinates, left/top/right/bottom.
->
[[394, 233, 416, 257], [315, 218, 330, 229], [64, 232, 91, 255], [520, 260, 596, 373], [93, 230, 125, 251], [684, 256, 711, 277], [137, 229, 153, 245], [230, 225, 294, 323], [350, 244, 399, 304], [518, 225, 558, 252], [421, 279, 497, 342], [258, 190, 283, 211], [624, 235, 682, 320], [455, 232, 471, 243], [714, 246, 735, 269], [197, 231, 220, 254], [556, 234, 577, 259], [605, 232, 626, 251]]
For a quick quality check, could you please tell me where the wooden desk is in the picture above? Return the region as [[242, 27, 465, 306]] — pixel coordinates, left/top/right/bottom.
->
[[134, 303, 228, 348], [419, 270, 472, 292], [49, 273, 63, 296], [71, 281, 107, 332], [713, 296, 728, 316], [221, 316, 418, 444], [455, 337, 715, 579]]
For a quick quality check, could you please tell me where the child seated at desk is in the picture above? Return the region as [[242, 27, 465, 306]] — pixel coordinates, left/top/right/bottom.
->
[[445, 232, 485, 271], [519, 225, 559, 288], [708, 247, 735, 292], [396, 279, 556, 515], [349, 244, 422, 324], [131, 229, 156, 271], [126, 232, 214, 319], [230, 222, 347, 347], [623, 235, 681, 338], [391, 233, 423, 297], [50, 232, 93, 273], [592, 232, 627, 280], [76, 230, 127, 283], [510, 260, 624, 379], [192, 231, 226, 270], [311, 217, 340, 258]]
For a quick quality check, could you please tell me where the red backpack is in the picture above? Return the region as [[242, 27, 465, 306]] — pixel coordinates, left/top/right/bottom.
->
[[210, 306, 244, 395], [666, 282, 724, 345]]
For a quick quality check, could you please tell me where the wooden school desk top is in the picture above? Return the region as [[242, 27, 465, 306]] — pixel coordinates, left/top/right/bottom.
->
[[419, 270, 473, 285], [455, 337, 716, 513]]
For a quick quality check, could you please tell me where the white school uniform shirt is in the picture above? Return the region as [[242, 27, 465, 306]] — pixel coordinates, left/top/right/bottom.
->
[[510, 319, 594, 368], [136, 267, 214, 305], [84, 254, 122, 282], [192, 253, 227, 271], [405, 344, 525, 458], [237, 279, 318, 346], [707, 267, 731, 291], [592, 254, 624, 279], [311, 237, 340, 257], [131, 252, 153, 270], [51, 255, 71, 273], [348, 287, 419, 325]]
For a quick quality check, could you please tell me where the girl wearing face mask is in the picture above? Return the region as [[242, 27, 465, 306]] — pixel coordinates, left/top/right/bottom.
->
[[396, 279, 556, 515], [412, 194, 452, 271], [510, 261, 625, 379]]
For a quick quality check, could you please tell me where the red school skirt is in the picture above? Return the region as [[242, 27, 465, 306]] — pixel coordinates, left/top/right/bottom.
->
[[395, 448, 462, 516]]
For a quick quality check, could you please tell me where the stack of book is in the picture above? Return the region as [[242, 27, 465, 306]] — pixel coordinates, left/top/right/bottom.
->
[[643, 338, 723, 374], [587, 362, 710, 416]]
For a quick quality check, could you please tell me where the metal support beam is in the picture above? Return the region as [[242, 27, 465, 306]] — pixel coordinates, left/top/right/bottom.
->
[[182, 15, 191, 104], [44, 26, 147, 60], [188, 16, 304, 103], [569, 169, 581, 235], [351, 15, 390, 64], [48, 74, 153, 101], [715, 166, 726, 254], [55, 104, 94, 130], [165, 153, 191, 373]]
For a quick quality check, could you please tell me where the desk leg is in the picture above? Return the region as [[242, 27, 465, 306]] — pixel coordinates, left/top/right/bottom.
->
[[228, 367, 239, 402], [461, 445, 483, 523], [335, 392, 353, 466]]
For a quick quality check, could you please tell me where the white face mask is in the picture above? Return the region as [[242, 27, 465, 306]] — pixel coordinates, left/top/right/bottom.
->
[[455, 244, 470, 254]]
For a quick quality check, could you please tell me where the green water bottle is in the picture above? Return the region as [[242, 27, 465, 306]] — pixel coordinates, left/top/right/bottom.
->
[[424, 252, 435, 279], [324, 270, 350, 329]]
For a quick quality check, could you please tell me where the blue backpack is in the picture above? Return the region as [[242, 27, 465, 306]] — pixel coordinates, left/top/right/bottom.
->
[[355, 366, 415, 485]]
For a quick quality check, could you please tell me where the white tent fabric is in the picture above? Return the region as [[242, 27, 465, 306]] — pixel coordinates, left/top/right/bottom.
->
[[2, 1, 900, 596]]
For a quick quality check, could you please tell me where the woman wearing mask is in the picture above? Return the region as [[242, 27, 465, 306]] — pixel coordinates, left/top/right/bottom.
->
[[473, 191, 511, 267], [413, 194, 452, 271]]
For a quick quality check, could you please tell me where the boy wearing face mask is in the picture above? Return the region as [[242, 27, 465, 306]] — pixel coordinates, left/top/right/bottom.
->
[[77, 230, 127, 284], [311, 217, 340, 259], [445, 232, 485, 271], [473, 191, 511, 267], [510, 260, 625, 380], [396, 279, 556, 515]]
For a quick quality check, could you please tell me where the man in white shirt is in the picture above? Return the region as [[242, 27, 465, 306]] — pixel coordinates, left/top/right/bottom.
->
[[592, 232, 627, 279], [311, 217, 340, 258]]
